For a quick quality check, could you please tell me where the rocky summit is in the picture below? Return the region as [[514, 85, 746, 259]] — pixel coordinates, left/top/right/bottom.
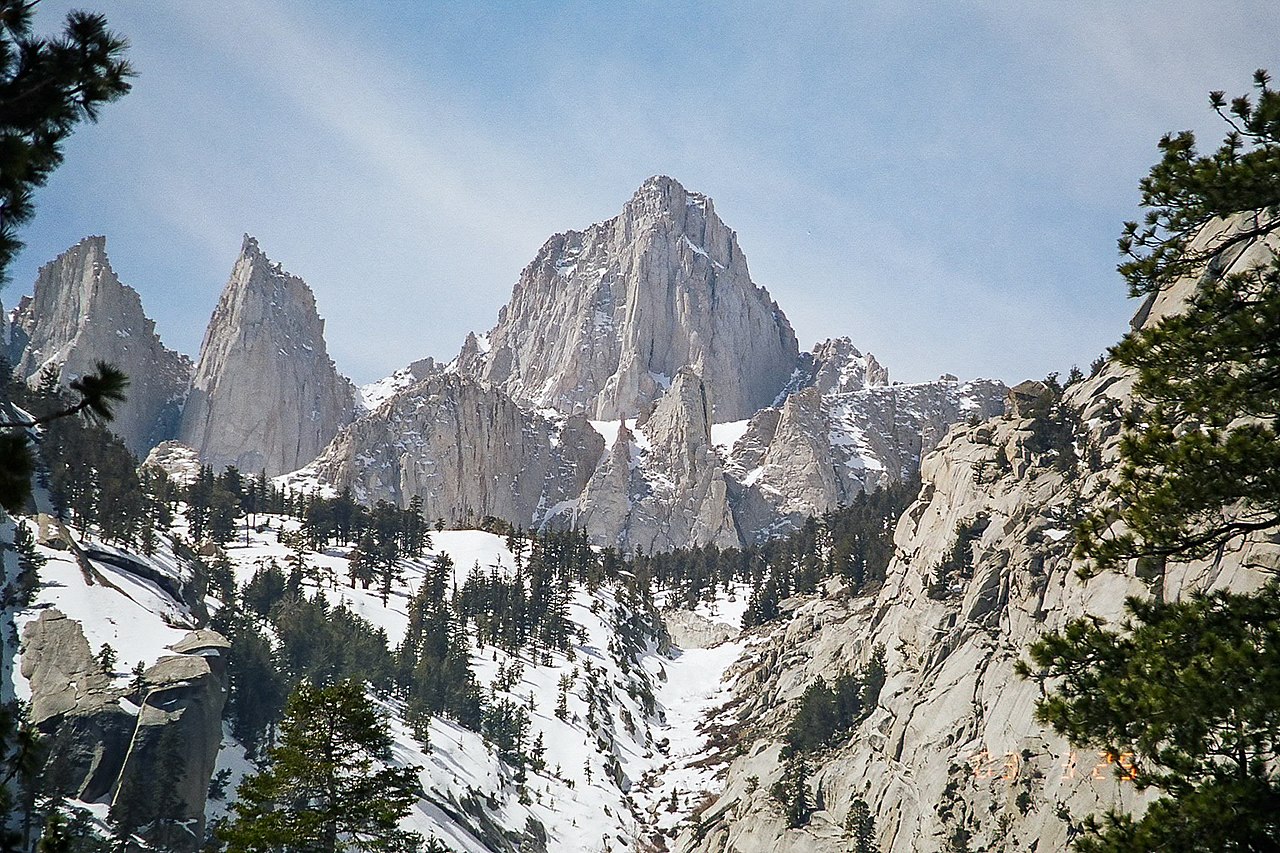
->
[[179, 235, 358, 476], [10, 236, 192, 455], [289, 179, 1004, 549], [4, 176, 1022, 853], [455, 175, 801, 421]]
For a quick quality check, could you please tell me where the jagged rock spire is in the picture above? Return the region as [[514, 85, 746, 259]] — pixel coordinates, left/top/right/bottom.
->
[[179, 235, 356, 475], [11, 236, 192, 454]]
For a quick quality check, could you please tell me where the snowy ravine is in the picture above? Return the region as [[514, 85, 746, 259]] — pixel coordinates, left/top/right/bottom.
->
[[9, 514, 752, 852]]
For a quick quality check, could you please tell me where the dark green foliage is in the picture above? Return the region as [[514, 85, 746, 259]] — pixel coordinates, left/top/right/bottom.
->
[[453, 529, 592, 655], [771, 753, 813, 828], [274, 593, 396, 690], [396, 554, 482, 730], [1078, 70, 1280, 570], [0, 700, 44, 849], [219, 558, 400, 755], [737, 477, 918, 628], [220, 679, 422, 853], [127, 661, 145, 700], [928, 516, 987, 600], [1115, 69, 1279, 298], [845, 797, 879, 853], [212, 612, 287, 756], [481, 698, 531, 775], [34, 802, 109, 852], [2, 519, 43, 608], [0, 364, 143, 535], [184, 465, 246, 545], [241, 560, 287, 617], [1026, 379, 1080, 473], [783, 646, 886, 756], [784, 678, 841, 755], [1070, 777, 1280, 853], [0, 432, 32, 512], [301, 492, 429, 559], [626, 476, 917, 631], [1047, 75, 1280, 849], [1019, 582, 1280, 850], [0, 0, 133, 278], [93, 643, 114, 675]]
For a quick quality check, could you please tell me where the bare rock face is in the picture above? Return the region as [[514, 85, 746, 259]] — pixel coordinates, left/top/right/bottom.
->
[[141, 440, 203, 486], [22, 611, 228, 853], [457, 176, 800, 421], [299, 373, 603, 528], [788, 336, 890, 397], [12, 237, 192, 455], [574, 368, 740, 552], [297, 190, 1001, 551], [724, 341, 1006, 542], [675, 220, 1279, 853], [180, 236, 357, 476]]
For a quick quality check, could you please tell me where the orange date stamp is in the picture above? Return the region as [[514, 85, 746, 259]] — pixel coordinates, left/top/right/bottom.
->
[[966, 749, 1138, 783]]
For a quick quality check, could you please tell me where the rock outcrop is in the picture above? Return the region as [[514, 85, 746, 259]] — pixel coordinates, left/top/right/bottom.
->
[[22, 610, 228, 853], [298, 373, 603, 527], [575, 368, 740, 552], [141, 440, 203, 486], [725, 340, 1006, 541], [456, 176, 800, 421], [180, 236, 357, 476], [788, 336, 890, 397], [11, 237, 192, 455], [674, 219, 1279, 853]]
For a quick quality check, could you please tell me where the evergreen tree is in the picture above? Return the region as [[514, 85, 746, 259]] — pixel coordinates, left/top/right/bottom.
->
[[1019, 583, 1280, 850], [771, 753, 812, 828], [1077, 70, 1280, 570], [1030, 72, 1280, 852], [0, 701, 44, 850], [845, 797, 879, 853], [0, 0, 132, 275], [221, 679, 422, 853], [94, 644, 115, 675]]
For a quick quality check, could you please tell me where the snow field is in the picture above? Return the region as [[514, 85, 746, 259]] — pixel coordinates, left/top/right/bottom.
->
[[11, 512, 750, 852]]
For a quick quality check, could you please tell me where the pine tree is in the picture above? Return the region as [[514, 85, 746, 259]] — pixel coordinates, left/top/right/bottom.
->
[[1035, 72, 1280, 851], [771, 753, 812, 828], [845, 797, 879, 853], [1077, 70, 1280, 570], [95, 643, 115, 675], [1019, 583, 1280, 849], [220, 679, 422, 852], [0, 0, 132, 275], [127, 661, 146, 701]]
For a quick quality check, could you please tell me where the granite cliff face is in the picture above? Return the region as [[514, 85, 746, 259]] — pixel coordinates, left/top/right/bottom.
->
[[297, 373, 603, 527], [574, 368, 740, 552], [180, 236, 357, 476], [455, 176, 800, 421], [672, 221, 1279, 853], [726, 340, 1006, 542], [11, 237, 192, 455], [22, 610, 228, 853], [300, 182, 1002, 550]]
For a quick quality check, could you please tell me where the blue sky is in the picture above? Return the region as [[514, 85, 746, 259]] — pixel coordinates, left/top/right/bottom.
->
[[10, 1, 1277, 386]]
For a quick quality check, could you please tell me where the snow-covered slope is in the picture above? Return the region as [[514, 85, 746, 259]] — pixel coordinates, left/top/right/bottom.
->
[[6, 509, 754, 852]]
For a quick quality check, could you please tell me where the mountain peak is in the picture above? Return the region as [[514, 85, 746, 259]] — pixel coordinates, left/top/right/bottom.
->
[[457, 181, 799, 421], [12, 237, 191, 454], [627, 174, 703, 209], [179, 238, 356, 475]]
